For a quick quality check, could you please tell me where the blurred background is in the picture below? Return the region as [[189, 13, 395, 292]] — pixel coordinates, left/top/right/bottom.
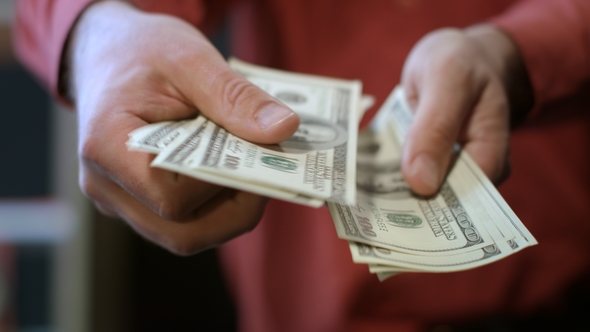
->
[[3, 1, 590, 332], [0, 0, 236, 331]]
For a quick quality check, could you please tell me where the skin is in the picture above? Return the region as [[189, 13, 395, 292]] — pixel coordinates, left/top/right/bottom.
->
[[401, 26, 532, 196], [67, 1, 531, 255], [69, 1, 299, 255]]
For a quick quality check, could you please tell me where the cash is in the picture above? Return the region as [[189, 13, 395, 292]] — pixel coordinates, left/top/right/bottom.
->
[[127, 59, 537, 280], [127, 58, 363, 206], [328, 88, 537, 281]]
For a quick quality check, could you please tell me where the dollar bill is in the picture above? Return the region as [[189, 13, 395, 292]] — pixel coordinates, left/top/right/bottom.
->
[[328, 87, 537, 278], [150, 116, 325, 207], [128, 59, 362, 205], [350, 238, 508, 273], [128, 117, 325, 206], [124, 63, 537, 278], [381, 88, 536, 251], [127, 119, 194, 153], [128, 93, 373, 155], [225, 58, 361, 204]]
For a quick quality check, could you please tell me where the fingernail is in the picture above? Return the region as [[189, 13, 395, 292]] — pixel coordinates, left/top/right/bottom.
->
[[411, 154, 440, 192], [256, 104, 294, 131]]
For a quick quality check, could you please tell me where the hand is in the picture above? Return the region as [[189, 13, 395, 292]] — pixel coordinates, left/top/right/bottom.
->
[[400, 25, 532, 196], [67, 1, 299, 255]]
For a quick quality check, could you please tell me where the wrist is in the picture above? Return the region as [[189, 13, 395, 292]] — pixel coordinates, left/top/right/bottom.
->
[[61, 1, 139, 104]]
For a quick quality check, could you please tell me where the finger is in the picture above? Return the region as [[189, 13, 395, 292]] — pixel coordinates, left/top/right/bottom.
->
[[401, 70, 485, 196], [461, 81, 510, 185], [79, 71, 238, 221], [124, 188, 266, 255], [168, 36, 300, 144], [80, 105, 224, 221], [93, 201, 118, 219], [82, 166, 266, 255]]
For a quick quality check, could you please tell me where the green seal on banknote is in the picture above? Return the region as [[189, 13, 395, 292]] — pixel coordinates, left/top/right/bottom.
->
[[261, 156, 298, 172], [386, 214, 422, 228]]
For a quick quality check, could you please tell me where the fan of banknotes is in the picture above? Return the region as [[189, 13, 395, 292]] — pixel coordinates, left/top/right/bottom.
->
[[127, 58, 537, 281]]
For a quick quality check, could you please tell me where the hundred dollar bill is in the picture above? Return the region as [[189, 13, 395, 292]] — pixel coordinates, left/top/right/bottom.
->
[[127, 60, 368, 206], [226, 58, 361, 204], [151, 59, 361, 205], [169, 117, 337, 199], [332, 122, 496, 255], [148, 116, 325, 207], [380, 87, 536, 251], [350, 236, 509, 273], [328, 87, 537, 276], [127, 120, 194, 153], [128, 94, 373, 155]]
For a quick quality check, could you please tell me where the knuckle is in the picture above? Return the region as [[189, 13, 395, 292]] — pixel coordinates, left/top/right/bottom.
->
[[169, 245, 199, 257], [94, 202, 118, 219], [426, 120, 457, 150], [241, 214, 261, 234], [78, 131, 103, 166], [156, 197, 193, 221], [237, 200, 266, 234], [163, 235, 203, 257], [434, 54, 472, 81], [219, 73, 261, 115], [78, 171, 119, 219], [243, 221, 258, 233], [78, 170, 99, 201]]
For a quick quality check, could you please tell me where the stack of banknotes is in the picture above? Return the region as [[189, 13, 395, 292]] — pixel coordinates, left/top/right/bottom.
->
[[127, 59, 537, 280], [128, 58, 363, 207], [328, 88, 537, 281]]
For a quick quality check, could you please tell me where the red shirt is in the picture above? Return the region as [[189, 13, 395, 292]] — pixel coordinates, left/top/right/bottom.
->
[[14, 1, 590, 331]]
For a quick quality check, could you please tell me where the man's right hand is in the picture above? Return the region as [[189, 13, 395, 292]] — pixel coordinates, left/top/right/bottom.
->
[[68, 1, 299, 255]]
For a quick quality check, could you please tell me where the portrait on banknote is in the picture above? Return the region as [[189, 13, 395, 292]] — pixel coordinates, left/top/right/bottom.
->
[[278, 114, 348, 151]]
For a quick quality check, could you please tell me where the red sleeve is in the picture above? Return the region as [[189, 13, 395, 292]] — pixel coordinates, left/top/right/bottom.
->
[[13, 0, 95, 102], [491, 0, 590, 116], [13, 0, 229, 103]]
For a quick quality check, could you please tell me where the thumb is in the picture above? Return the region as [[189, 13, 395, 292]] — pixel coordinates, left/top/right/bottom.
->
[[174, 51, 299, 144]]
